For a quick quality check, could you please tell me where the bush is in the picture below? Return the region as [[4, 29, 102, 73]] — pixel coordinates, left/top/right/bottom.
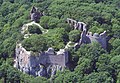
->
[[28, 24, 42, 34], [69, 30, 81, 42], [22, 34, 48, 52]]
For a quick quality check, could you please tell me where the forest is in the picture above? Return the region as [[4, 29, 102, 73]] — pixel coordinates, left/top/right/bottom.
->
[[0, 0, 120, 83]]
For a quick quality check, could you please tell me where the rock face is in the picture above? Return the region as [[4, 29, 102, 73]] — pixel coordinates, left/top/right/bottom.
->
[[14, 44, 69, 78], [30, 6, 43, 22]]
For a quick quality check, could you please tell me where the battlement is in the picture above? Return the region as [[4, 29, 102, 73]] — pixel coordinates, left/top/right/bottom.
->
[[67, 18, 87, 31], [87, 31, 106, 38], [79, 30, 107, 49], [66, 18, 107, 50]]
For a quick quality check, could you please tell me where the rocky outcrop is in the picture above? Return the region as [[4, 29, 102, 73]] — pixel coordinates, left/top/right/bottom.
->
[[14, 44, 69, 78]]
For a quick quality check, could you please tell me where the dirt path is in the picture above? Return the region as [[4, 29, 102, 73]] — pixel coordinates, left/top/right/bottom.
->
[[23, 21, 48, 33], [21, 21, 48, 38]]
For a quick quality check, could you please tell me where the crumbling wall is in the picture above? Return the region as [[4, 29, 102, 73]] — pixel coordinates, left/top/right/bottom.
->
[[79, 30, 107, 49], [30, 6, 43, 22], [66, 18, 107, 50], [14, 44, 69, 77], [67, 18, 87, 31]]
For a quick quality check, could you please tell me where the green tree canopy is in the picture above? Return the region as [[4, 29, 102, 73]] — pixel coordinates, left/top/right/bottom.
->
[[69, 30, 81, 42], [28, 24, 42, 34], [22, 34, 49, 52]]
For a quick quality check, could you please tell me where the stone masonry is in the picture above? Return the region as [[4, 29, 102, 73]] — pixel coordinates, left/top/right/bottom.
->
[[14, 44, 69, 77], [30, 6, 43, 22], [14, 7, 109, 78], [79, 30, 107, 49], [67, 18, 108, 50], [67, 18, 87, 31]]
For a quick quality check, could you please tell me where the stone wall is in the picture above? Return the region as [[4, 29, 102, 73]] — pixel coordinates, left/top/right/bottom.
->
[[29, 49, 68, 67], [67, 18, 87, 31], [14, 44, 69, 77], [66, 18, 108, 50], [30, 6, 43, 22], [79, 30, 107, 49]]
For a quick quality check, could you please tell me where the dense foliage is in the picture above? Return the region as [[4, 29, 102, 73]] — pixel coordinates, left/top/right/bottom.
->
[[22, 34, 48, 52], [0, 0, 120, 82], [28, 24, 42, 34], [69, 30, 81, 42]]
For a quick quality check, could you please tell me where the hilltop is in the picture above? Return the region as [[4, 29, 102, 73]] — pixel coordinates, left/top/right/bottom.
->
[[0, 0, 120, 83]]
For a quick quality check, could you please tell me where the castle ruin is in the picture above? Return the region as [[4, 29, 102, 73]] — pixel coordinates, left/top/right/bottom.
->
[[30, 6, 44, 22], [67, 18, 107, 50], [79, 30, 107, 49], [67, 18, 87, 31], [14, 44, 69, 77], [14, 7, 109, 78]]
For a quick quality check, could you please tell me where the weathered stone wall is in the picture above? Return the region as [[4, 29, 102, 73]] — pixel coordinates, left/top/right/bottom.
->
[[29, 51, 68, 67], [67, 18, 87, 31], [79, 30, 107, 49], [66, 18, 108, 50], [14, 44, 69, 77], [30, 6, 43, 22], [14, 44, 31, 73]]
